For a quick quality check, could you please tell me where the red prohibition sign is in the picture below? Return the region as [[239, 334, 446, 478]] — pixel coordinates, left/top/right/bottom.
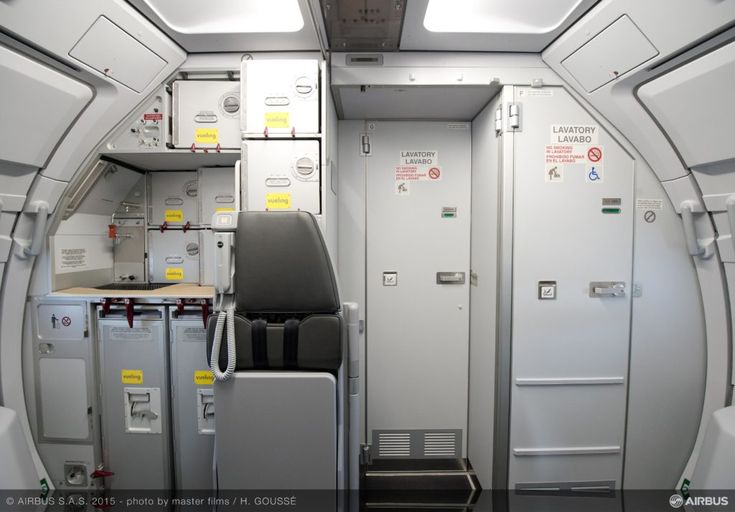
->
[[588, 147, 602, 162], [61, 316, 72, 327], [428, 167, 441, 180]]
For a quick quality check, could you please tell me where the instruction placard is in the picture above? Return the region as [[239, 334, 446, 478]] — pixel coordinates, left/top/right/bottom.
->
[[58, 248, 87, 271], [165, 209, 183, 222], [545, 144, 605, 183], [165, 267, 184, 280], [194, 370, 214, 386], [395, 150, 442, 194], [400, 150, 439, 169], [550, 125, 599, 145], [266, 192, 291, 209], [121, 369, 143, 385], [195, 128, 219, 144], [545, 145, 590, 165], [265, 112, 289, 129], [636, 198, 664, 210]]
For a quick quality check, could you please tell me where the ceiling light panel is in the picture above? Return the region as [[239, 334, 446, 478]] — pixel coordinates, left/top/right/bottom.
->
[[424, 0, 584, 34], [140, 0, 304, 34]]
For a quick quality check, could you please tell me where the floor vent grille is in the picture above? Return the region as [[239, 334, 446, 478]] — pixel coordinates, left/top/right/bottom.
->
[[423, 432, 458, 457], [372, 429, 462, 459], [377, 432, 411, 458]]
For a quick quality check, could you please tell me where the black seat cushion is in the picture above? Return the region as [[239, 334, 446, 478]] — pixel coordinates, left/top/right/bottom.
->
[[206, 313, 343, 372]]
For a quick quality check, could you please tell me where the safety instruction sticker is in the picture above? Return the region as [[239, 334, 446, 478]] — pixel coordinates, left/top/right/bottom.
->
[[121, 369, 143, 385], [165, 267, 184, 280], [585, 164, 604, 183], [265, 112, 290, 129], [519, 89, 554, 98], [165, 209, 183, 222], [266, 192, 291, 209], [195, 128, 219, 144], [544, 145, 604, 183], [545, 163, 564, 183], [194, 370, 214, 386], [636, 198, 663, 210], [395, 150, 442, 194], [545, 145, 593, 165], [550, 125, 599, 145], [58, 248, 87, 271]]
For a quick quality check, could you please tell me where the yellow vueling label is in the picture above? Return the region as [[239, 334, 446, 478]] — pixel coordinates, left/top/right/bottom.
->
[[215, 207, 235, 212], [165, 267, 184, 280], [195, 128, 219, 143], [164, 209, 183, 222], [121, 369, 143, 385], [194, 370, 214, 386], [265, 112, 289, 129], [266, 192, 291, 209]]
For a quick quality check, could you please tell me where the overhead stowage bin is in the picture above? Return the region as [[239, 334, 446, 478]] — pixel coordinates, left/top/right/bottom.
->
[[148, 228, 200, 284], [242, 140, 321, 214], [148, 171, 199, 227], [173, 81, 241, 149], [241, 59, 320, 136]]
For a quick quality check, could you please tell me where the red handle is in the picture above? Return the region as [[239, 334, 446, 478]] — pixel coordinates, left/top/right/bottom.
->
[[124, 298, 134, 328], [201, 300, 210, 328]]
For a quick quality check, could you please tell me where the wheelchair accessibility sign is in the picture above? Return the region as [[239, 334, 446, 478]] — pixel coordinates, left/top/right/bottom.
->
[[586, 164, 604, 183]]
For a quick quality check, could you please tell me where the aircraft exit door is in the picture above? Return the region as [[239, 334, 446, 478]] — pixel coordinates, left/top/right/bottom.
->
[[366, 122, 471, 460]]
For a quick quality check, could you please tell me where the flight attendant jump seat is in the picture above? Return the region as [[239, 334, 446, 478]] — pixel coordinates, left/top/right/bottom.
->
[[207, 211, 359, 490]]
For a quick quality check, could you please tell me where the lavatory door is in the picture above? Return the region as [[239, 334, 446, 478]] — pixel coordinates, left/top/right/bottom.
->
[[366, 122, 471, 460], [507, 86, 635, 489], [97, 305, 172, 489], [169, 306, 215, 489]]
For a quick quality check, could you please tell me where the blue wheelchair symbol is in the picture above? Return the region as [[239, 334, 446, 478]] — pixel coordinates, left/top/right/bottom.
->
[[588, 167, 600, 181]]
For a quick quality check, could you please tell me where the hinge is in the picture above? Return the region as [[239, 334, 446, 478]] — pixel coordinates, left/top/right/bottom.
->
[[494, 107, 503, 135], [508, 103, 520, 130], [360, 134, 371, 156], [361, 443, 372, 465]]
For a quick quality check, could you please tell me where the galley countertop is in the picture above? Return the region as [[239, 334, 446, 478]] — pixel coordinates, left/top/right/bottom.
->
[[50, 283, 215, 299]]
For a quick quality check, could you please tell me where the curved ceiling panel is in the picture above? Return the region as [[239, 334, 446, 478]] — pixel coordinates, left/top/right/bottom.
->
[[401, 0, 600, 52], [126, 0, 321, 52]]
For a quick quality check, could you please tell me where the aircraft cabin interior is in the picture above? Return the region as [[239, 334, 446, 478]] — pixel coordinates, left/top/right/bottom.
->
[[1, 0, 735, 510]]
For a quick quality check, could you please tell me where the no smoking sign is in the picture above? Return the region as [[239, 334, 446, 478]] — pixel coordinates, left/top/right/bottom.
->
[[428, 167, 441, 180], [588, 147, 603, 162]]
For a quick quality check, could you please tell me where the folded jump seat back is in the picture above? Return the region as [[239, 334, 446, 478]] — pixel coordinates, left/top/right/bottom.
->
[[207, 211, 342, 372]]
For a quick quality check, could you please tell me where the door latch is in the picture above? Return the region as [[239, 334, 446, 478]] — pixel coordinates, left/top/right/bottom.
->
[[436, 272, 466, 285], [589, 281, 626, 298]]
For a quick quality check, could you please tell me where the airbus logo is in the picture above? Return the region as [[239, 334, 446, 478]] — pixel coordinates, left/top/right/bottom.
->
[[670, 494, 729, 508]]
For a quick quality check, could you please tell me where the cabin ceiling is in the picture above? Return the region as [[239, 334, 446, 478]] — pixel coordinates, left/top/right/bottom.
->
[[126, 0, 601, 54], [125, 0, 322, 52]]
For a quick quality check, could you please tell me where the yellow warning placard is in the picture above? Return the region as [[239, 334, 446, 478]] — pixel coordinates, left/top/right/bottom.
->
[[265, 112, 289, 129], [215, 207, 235, 212], [165, 267, 184, 280], [195, 128, 219, 144], [165, 209, 183, 222], [194, 370, 214, 386], [121, 369, 143, 385], [266, 192, 291, 209]]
